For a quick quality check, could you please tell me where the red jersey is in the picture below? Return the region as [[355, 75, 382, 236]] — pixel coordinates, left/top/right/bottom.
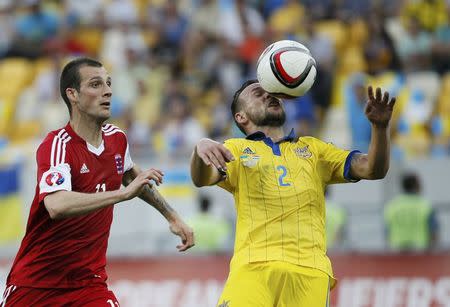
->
[[7, 123, 134, 289]]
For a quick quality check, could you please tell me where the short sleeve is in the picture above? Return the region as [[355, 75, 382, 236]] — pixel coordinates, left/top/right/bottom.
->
[[315, 139, 359, 184], [217, 140, 240, 193], [124, 142, 134, 172], [37, 139, 72, 203]]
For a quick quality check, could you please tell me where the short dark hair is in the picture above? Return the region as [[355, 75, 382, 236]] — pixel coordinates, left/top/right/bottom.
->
[[231, 79, 258, 134], [59, 57, 103, 116], [402, 173, 420, 194]]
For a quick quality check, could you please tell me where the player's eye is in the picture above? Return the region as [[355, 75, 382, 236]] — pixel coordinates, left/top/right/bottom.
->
[[107, 81, 112, 87], [91, 82, 101, 88]]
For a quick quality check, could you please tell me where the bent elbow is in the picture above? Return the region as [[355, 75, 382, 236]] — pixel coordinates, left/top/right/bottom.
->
[[191, 177, 206, 188], [370, 169, 388, 180], [44, 200, 64, 220]]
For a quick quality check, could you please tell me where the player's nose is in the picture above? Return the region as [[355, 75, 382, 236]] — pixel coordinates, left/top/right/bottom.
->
[[103, 87, 112, 97]]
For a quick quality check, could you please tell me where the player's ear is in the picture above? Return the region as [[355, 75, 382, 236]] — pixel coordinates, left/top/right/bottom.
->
[[235, 111, 248, 126], [66, 88, 78, 102]]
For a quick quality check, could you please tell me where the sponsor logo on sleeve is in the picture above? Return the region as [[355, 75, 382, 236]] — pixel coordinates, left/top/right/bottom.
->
[[45, 172, 65, 186]]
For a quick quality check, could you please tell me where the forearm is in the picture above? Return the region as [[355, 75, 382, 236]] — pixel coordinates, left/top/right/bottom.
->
[[366, 125, 390, 178], [139, 184, 178, 222], [45, 189, 127, 219], [190, 147, 221, 187]]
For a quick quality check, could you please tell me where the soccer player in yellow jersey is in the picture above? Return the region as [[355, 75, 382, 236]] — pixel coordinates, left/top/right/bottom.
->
[[190, 80, 396, 307]]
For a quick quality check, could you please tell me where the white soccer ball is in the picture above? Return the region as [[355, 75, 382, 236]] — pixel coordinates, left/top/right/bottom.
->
[[256, 40, 317, 98]]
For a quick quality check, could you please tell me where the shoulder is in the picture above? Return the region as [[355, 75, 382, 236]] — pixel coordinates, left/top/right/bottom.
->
[[102, 124, 127, 141], [37, 128, 73, 165], [102, 123, 126, 137], [38, 128, 72, 151]]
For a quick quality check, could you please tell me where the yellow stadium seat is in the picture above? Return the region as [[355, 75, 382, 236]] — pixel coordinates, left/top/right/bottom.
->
[[73, 28, 103, 56]]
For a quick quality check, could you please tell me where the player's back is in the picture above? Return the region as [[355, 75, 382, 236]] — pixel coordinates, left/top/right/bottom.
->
[[7, 123, 132, 288]]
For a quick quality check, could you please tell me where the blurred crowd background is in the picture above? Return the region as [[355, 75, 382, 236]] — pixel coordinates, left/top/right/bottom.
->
[[0, 1, 449, 305], [0, 0, 448, 159], [0, 0, 449, 253]]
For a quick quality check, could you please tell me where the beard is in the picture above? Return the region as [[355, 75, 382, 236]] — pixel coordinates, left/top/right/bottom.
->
[[252, 108, 286, 127]]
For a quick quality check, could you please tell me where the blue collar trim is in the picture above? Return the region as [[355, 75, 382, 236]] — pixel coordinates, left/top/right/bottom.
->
[[245, 128, 296, 156]]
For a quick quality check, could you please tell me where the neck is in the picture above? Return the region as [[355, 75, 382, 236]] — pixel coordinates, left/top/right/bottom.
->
[[247, 125, 285, 142], [70, 113, 104, 147]]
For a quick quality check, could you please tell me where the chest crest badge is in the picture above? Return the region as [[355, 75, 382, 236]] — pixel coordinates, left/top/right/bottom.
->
[[294, 146, 312, 158], [240, 147, 260, 168], [115, 154, 124, 174]]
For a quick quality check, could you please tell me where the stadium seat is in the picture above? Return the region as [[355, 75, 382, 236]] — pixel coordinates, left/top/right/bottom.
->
[[406, 71, 441, 104]]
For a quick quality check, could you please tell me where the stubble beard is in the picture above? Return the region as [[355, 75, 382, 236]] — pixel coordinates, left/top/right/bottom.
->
[[256, 109, 286, 127]]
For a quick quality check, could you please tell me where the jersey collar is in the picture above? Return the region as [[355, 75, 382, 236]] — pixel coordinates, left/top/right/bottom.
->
[[246, 128, 296, 143], [64, 122, 106, 156]]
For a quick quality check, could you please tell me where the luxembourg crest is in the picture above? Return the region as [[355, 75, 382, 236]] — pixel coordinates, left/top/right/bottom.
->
[[294, 145, 312, 158], [115, 154, 124, 174], [45, 172, 64, 186]]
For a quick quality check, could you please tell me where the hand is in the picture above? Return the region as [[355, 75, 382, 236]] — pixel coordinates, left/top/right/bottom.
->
[[365, 86, 396, 128], [196, 138, 234, 172], [123, 168, 164, 200], [169, 218, 195, 252]]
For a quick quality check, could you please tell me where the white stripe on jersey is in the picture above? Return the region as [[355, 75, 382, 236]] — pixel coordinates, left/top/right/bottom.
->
[[104, 128, 124, 136], [0, 285, 17, 307], [61, 134, 71, 164], [103, 124, 124, 136], [102, 124, 115, 133], [50, 130, 71, 167]]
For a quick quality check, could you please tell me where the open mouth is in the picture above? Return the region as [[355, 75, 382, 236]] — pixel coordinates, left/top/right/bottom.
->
[[268, 100, 281, 107], [100, 102, 111, 107]]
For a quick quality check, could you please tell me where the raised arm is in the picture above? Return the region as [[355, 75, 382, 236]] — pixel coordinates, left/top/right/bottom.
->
[[190, 138, 235, 187], [122, 165, 194, 252], [349, 86, 396, 180]]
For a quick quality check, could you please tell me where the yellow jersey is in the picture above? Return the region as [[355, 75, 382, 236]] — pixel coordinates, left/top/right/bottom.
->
[[218, 130, 358, 280]]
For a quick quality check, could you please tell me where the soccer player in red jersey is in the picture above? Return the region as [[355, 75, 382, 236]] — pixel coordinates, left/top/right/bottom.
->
[[1, 58, 194, 306]]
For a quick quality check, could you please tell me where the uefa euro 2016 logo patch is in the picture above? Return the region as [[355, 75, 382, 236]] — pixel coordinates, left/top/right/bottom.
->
[[45, 172, 65, 186], [294, 145, 312, 158], [115, 154, 124, 174]]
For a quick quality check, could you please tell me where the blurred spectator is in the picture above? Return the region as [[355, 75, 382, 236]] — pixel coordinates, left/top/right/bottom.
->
[[159, 95, 206, 157], [7, 1, 60, 59], [64, 0, 104, 26], [431, 6, 450, 74], [151, 0, 189, 63], [395, 17, 432, 72], [395, 89, 434, 158], [403, 0, 448, 32], [345, 73, 371, 152], [384, 172, 438, 251], [103, 0, 138, 25], [364, 13, 400, 74], [100, 23, 146, 70], [284, 94, 317, 137], [220, 0, 265, 47], [0, 2, 14, 57], [187, 196, 231, 253], [299, 15, 335, 124], [267, 0, 304, 37], [325, 190, 347, 250], [190, 0, 221, 38]]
